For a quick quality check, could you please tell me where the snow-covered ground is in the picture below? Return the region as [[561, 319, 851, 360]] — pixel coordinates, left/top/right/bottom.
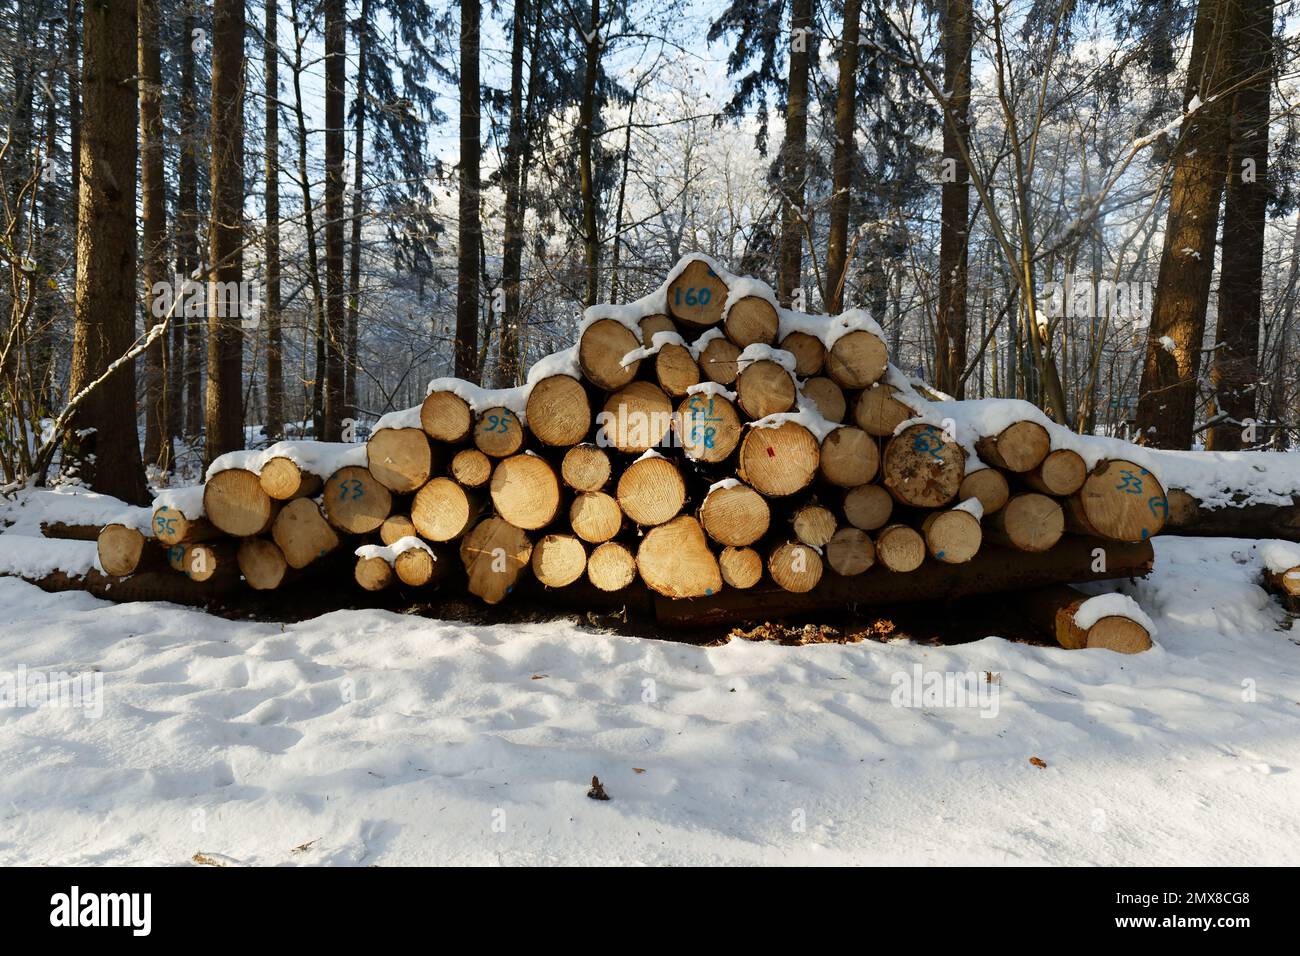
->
[[0, 532, 1297, 866]]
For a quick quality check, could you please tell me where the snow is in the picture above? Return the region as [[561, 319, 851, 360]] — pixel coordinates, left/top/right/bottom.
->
[[706, 477, 741, 493], [152, 485, 205, 520], [354, 536, 435, 565], [1159, 335, 1177, 353], [954, 496, 985, 521], [735, 343, 797, 373], [1259, 540, 1300, 574], [0, 486, 152, 535], [0, 535, 96, 579], [777, 305, 886, 349], [206, 440, 367, 482], [619, 330, 686, 367], [1073, 593, 1157, 636], [0, 534, 1297, 864], [685, 381, 736, 402]]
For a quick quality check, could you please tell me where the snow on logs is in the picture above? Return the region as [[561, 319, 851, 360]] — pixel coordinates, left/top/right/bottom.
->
[[86, 254, 1167, 627]]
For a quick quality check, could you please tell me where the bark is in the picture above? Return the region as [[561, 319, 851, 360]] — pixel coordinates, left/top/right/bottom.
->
[[825, 0, 861, 313], [1135, 0, 1241, 448], [139, 0, 170, 470], [264, 0, 284, 441], [321, 0, 346, 439], [495, 0, 530, 386], [66, 0, 147, 504], [777, 0, 812, 307], [177, 7, 201, 441], [1206, 0, 1272, 450], [935, 0, 972, 397], [455, 0, 482, 379], [577, 0, 601, 307], [205, 0, 247, 462]]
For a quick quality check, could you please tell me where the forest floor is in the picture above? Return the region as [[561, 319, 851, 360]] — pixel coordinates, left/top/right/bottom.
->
[[0, 491, 1298, 864]]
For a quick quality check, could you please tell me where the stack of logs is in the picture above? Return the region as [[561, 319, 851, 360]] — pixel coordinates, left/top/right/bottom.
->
[[96, 256, 1166, 645]]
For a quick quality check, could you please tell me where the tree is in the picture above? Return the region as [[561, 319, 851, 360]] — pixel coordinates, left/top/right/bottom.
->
[[322, 0, 346, 438], [494, 0, 531, 386], [139, 0, 170, 470], [455, 0, 481, 380], [66, 0, 148, 503], [205, 0, 246, 461], [1206, 0, 1273, 450], [778, 0, 812, 306], [344, 0, 370, 421], [824, 0, 861, 314], [1135, 0, 1242, 448], [264, 0, 284, 440], [933, 0, 972, 397]]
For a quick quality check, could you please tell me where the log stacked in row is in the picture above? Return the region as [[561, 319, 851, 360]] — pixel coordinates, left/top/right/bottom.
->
[[97, 256, 1169, 632]]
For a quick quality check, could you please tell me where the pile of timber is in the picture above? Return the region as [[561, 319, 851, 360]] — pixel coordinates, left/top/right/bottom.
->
[[92, 255, 1164, 648]]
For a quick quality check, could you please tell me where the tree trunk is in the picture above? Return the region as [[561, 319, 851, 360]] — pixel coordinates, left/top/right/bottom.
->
[[825, 0, 860, 313], [66, 0, 147, 504], [495, 0, 530, 386], [455, 0, 482, 379], [1135, 0, 1241, 448], [264, 0, 284, 441], [320, 0, 346, 439], [205, 0, 247, 463], [177, 7, 202, 442], [935, 0, 972, 397], [139, 0, 170, 471], [1206, 0, 1272, 450], [777, 0, 812, 307], [577, 0, 601, 307], [345, 0, 369, 420]]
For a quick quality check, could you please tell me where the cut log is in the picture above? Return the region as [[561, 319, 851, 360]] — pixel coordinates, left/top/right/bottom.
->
[[599, 381, 673, 454], [826, 527, 875, 576], [843, 483, 893, 531], [698, 335, 741, 385], [259, 456, 323, 500], [1264, 567, 1300, 613], [698, 481, 770, 546], [570, 491, 623, 543], [395, 545, 443, 587], [616, 455, 686, 526], [778, 331, 825, 376], [881, 423, 966, 508], [792, 503, 838, 548], [655, 343, 701, 398], [736, 422, 820, 497], [166, 541, 237, 583], [723, 295, 778, 347], [97, 524, 160, 577], [450, 448, 493, 488], [473, 406, 525, 458], [825, 330, 888, 388], [819, 425, 879, 488], [205, 468, 278, 536], [656, 537, 1156, 628], [354, 554, 394, 591], [322, 466, 393, 534], [767, 540, 824, 593], [531, 533, 588, 588], [411, 477, 481, 541], [459, 517, 533, 604], [639, 313, 676, 346], [676, 392, 742, 462], [958, 468, 1010, 516], [1022, 448, 1087, 496], [735, 359, 796, 419], [587, 541, 638, 592], [853, 383, 914, 437], [985, 493, 1064, 552], [151, 506, 219, 546], [420, 389, 473, 443], [975, 421, 1051, 473], [719, 546, 763, 589], [667, 258, 728, 327], [379, 514, 418, 546], [876, 524, 926, 573], [579, 317, 641, 390], [526, 374, 592, 447], [1165, 489, 1300, 541], [801, 376, 846, 423], [1020, 584, 1153, 653], [239, 538, 292, 590], [561, 444, 611, 492], [1065, 460, 1168, 542], [637, 516, 722, 598], [921, 508, 982, 564], [490, 454, 562, 530], [366, 427, 433, 492], [20, 567, 237, 606], [38, 521, 104, 541], [272, 497, 341, 568]]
